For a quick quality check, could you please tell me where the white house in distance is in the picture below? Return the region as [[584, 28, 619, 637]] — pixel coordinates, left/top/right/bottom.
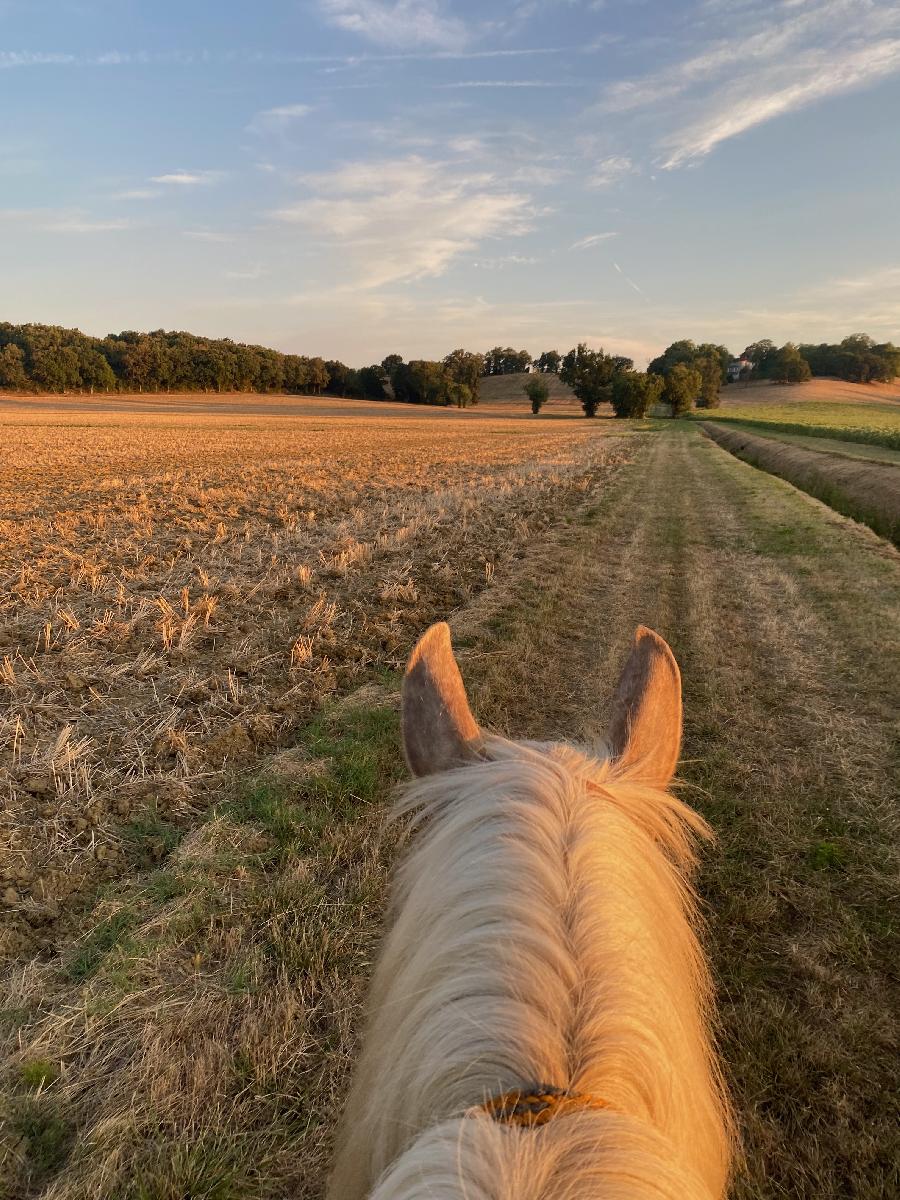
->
[[727, 356, 754, 382]]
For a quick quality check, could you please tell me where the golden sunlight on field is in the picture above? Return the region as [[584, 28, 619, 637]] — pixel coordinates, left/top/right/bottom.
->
[[0, 401, 630, 961]]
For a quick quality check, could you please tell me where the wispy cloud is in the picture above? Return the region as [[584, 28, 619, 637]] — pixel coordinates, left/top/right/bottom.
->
[[248, 103, 314, 134], [150, 170, 224, 186], [472, 254, 540, 268], [318, 0, 468, 50], [114, 188, 160, 200], [588, 155, 635, 188], [0, 51, 78, 68], [437, 79, 579, 88], [662, 38, 900, 168], [183, 230, 235, 243], [271, 155, 533, 287], [594, 0, 900, 168], [0, 208, 133, 234], [224, 264, 267, 280], [570, 232, 618, 250]]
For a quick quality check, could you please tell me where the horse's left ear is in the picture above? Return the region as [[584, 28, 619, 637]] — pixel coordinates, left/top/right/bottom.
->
[[402, 623, 481, 776], [607, 626, 682, 785]]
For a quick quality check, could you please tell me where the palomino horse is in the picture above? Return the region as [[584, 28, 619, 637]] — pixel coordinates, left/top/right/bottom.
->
[[329, 623, 733, 1199]]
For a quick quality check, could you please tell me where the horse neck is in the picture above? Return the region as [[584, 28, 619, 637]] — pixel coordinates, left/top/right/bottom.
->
[[330, 742, 732, 1199]]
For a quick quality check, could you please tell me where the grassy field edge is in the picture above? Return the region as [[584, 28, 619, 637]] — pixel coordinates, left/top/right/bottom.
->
[[701, 421, 900, 545]]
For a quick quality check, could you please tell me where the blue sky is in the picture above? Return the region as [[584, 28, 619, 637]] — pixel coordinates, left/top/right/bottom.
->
[[2, 0, 899, 365]]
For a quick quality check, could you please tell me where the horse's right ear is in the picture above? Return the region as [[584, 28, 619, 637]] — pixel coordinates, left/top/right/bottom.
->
[[607, 626, 682, 785], [402, 623, 481, 777]]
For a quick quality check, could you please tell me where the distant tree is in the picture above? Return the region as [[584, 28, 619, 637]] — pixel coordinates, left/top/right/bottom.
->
[[560, 343, 633, 417], [648, 339, 696, 377], [693, 355, 723, 408], [30, 346, 77, 392], [283, 355, 310, 393], [482, 346, 532, 376], [696, 343, 732, 381], [393, 360, 453, 405], [535, 350, 561, 374], [742, 339, 778, 378], [324, 360, 360, 398], [381, 353, 404, 376], [448, 381, 474, 408], [358, 365, 388, 400], [649, 339, 731, 385], [443, 349, 484, 404], [524, 374, 550, 414], [307, 357, 329, 395], [79, 349, 116, 393], [610, 370, 664, 418], [0, 343, 29, 390], [771, 343, 812, 384], [662, 363, 701, 416]]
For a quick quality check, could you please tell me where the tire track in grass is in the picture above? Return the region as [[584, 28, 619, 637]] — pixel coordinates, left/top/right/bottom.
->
[[643, 432, 897, 1199], [472, 426, 898, 1197], [642, 431, 897, 1198]]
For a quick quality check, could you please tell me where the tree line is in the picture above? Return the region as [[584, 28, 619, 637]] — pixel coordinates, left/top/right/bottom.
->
[[1, 322, 896, 415], [0, 323, 335, 397], [741, 335, 900, 385], [0, 323, 493, 407]]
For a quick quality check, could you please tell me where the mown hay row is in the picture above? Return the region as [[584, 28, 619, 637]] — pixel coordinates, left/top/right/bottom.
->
[[701, 422, 900, 545]]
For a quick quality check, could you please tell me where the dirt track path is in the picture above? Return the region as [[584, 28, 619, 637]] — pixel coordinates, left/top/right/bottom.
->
[[472, 427, 900, 1198]]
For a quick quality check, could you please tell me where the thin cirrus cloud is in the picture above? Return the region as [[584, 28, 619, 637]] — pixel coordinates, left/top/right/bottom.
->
[[594, 0, 900, 169], [270, 155, 533, 288], [183, 230, 235, 243], [661, 38, 900, 168], [114, 188, 160, 200], [437, 80, 580, 89], [317, 0, 467, 51], [570, 232, 619, 251], [588, 156, 635, 188], [0, 209, 133, 234], [149, 170, 224, 186], [248, 104, 314, 133]]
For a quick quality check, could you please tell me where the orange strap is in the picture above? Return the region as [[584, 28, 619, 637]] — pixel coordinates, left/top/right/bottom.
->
[[479, 1085, 611, 1128]]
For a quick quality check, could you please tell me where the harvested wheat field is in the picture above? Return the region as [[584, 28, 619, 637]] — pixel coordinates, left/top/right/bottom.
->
[[1, 399, 898, 1200]]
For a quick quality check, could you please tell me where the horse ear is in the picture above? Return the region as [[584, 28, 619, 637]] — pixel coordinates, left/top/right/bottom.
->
[[402, 623, 481, 777], [607, 626, 682, 785]]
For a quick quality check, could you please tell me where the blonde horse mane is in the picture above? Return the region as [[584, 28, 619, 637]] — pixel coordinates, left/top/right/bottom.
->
[[329, 627, 734, 1199]]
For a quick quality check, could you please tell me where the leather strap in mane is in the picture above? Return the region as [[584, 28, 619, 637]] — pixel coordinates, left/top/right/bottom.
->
[[478, 1085, 611, 1128]]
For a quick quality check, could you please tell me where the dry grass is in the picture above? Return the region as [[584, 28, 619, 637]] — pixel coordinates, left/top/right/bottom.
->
[[0, 398, 635, 1199], [1, 400, 897, 1199], [0, 403, 630, 962], [478, 372, 578, 410], [724, 378, 900, 406]]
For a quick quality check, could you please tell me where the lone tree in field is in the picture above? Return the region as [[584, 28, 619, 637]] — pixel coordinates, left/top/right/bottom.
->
[[524, 374, 550, 414], [771, 343, 812, 384], [560, 343, 633, 417], [662, 363, 702, 417], [611, 370, 664, 419]]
